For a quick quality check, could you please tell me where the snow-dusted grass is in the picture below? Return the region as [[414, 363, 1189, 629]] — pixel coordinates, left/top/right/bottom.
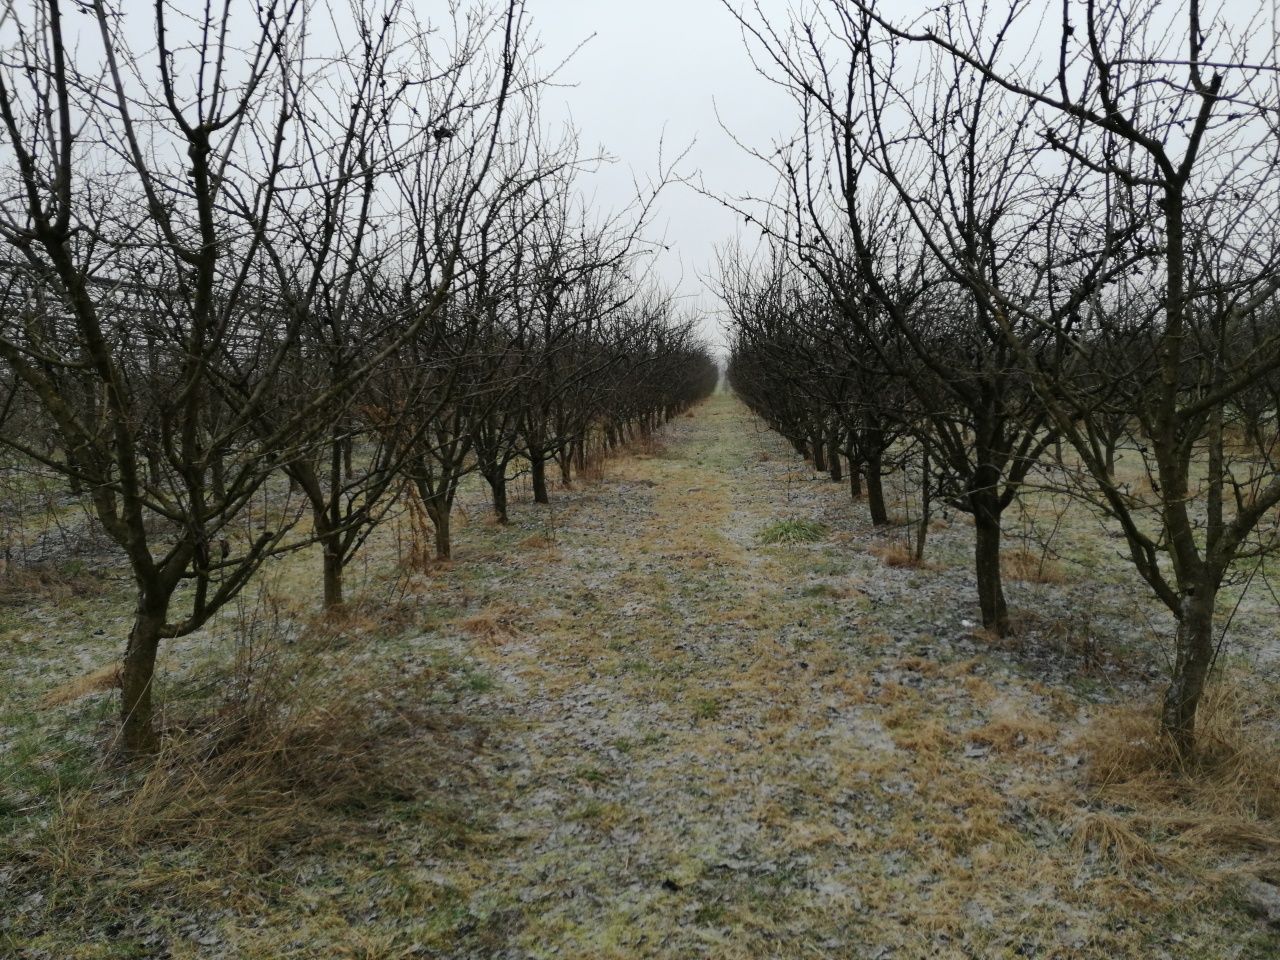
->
[[2, 392, 1278, 957]]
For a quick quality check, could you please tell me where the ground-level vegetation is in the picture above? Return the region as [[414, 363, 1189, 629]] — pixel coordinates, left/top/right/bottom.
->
[[2, 0, 1279, 955], [4, 395, 1278, 958]]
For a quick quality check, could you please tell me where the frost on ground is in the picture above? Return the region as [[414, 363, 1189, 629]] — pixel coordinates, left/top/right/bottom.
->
[[3, 394, 1279, 959]]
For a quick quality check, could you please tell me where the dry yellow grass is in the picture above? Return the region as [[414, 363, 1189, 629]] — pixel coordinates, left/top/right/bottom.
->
[[33, 625, 485, 921], [869, 540, 931, 569], [1081, 680, 1280, 832], [897, 654, 943, 677], [456, 604, 524, 643], [1002, 546, 1069, 584], [969, 710, 1057, 753], [0, 561, 105, 606], [889, 715, 960, 754], [1067, 809, 1170, 868], [996, 673, 1280, 900], [40, 663, 121, 707]]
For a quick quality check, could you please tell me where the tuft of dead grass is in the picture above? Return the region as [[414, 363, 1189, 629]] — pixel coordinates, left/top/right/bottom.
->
[[0, 560, 106, 606], [1085, 690, 1280, 819], [1002, 547, 1068, 585], [1073, 677, 1280, 863], [869, 541, 930, 569], [62, 656, 429, 858], [456, 603, 524, 643], [968, 710, 1057, 753], [41, 663, 120, 707], [10, 613, 487, 946], [1067, 809, 1168, 868]]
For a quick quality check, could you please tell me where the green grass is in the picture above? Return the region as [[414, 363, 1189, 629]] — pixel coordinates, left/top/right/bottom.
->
[[801, 583, 843, 598], [568, 799, 607, 821], [692, 696, 723, 720], [693, 901, 727, 925], [462, 667, 496, 692], [757, 518, 829, 545]]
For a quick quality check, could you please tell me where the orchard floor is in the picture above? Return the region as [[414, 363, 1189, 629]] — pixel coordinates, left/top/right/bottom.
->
[[4, 393, 1278, 959]]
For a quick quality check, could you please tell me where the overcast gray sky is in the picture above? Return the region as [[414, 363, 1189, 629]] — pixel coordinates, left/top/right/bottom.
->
[[530, 1, 796, 350]]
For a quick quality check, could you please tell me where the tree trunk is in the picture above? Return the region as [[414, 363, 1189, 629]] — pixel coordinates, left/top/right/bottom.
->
[[865, 453, 888, 525], [827, 435, 842, 483], [531, 452, 549, 504], [558, 452, 573, 487], [973, 512, 1009, 635], [812, 429, 827, 471], [66, 450, 83, 496], [1161, 588, 1216, 756], [849, 463, 863, 499], [322, 542, 344, 609], [915, 447, 930, 563], [425, 495, 452, 560], [486, 470, 509, 524], [146, 446, 163, 486], [120, 598, 168, 756], [210, 456, 227, 503]]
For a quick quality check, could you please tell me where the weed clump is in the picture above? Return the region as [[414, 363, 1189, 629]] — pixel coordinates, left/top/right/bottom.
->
[[1002, 547, 1068, 584], [758, 519, 829, 545], [1065, 676, 1280, 868]]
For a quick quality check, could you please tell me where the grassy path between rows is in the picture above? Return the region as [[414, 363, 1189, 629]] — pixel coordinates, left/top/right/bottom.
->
[[412, 393, 1270, 958], [5, 392, 1275, 959]]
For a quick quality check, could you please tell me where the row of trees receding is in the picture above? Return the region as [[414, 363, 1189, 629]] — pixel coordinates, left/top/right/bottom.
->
[[0, 0, 716, 754], [721, 0, 1280, 755]]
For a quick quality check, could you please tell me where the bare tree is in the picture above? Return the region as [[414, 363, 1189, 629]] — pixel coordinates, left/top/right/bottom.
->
[[853, 0, 1280, 753], [722, 6, 1063, 634], [728, 0, 1280, 752], [0, 0, 530, 753]]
